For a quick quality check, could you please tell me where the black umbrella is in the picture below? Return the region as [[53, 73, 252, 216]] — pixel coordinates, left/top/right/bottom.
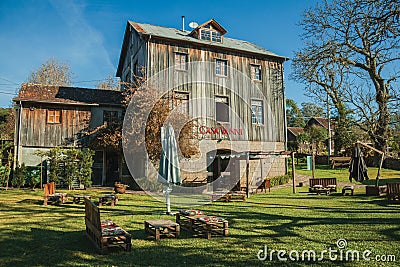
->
[[349, 143, 369, 182]]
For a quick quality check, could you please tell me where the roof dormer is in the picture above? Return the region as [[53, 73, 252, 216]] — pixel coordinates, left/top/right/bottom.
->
[[189, 19, 227, 43]]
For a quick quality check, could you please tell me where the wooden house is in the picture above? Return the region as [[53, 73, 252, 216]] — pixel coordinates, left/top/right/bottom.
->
[[13, 83, 123, 186], [116, 19, 289, 188]]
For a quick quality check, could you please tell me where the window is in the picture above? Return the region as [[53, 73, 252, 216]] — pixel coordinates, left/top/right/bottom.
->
[[174, 92, 189, 114], [251, 65, 262, 80], [251, 100, 264, 124], [103, 110, 119, 125], [200, 29, 222, 43], [216, 96, 229, 122], [47, 109, 61, 124], [175, 53, 187, 71], [216, 59, 228, 76]]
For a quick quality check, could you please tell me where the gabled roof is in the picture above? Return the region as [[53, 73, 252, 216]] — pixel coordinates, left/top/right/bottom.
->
[[287, 127, 305, 137], [308, 117, 334, 129], [117, 19, 287, 77], [13, 83, 123, 106], [189, 19, 227, 36], [129, 20, 285, 58]]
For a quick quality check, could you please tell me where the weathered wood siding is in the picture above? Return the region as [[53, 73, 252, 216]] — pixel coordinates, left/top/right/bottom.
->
[[120, 29, 148, 85], [20, 105, 91, 147], [145, 39, 285, 143]]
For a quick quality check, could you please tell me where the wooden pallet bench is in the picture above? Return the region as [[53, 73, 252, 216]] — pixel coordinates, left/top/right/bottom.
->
[[176, 210, 228, 239], [309, 178, 337, 194], [43, 182, 68, 205], [99, 194, 118, 206], [145, 219, 180, 241], [330, 157, 351, 169], [73, 195, 91, 204], [211, 191, 246, 202], [84, 198, 131, 253], [387, 182, 400, 203]]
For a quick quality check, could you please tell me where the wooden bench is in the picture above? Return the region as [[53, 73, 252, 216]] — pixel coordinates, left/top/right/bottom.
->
[[309, 178, 337, 193], [330, 157, 351, 169], [84, 198, 131, 253], [43, 182, 68, 205], [176, 210, 229, 239], [182, 177, 207, 187], [387, 182, 400, 203]]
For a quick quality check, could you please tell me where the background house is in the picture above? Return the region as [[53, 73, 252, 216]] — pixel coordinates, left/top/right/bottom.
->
[[13, 83, 123, 186], [117, 19, 288, 189]]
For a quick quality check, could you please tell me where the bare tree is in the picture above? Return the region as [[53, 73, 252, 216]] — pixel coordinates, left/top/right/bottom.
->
[[27, 57, 73, 86], [293, 0, 400, 152], [96, 75, 120, 91]]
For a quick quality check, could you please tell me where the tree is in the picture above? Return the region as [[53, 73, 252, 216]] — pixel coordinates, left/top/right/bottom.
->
[[301, 102, 326, 119], [286, 99, 305, 127], [89, 74, 199, 181], [27, 57, 73, 86], [96, 75, 120, 91], [293, 0, 400, 153], [306, 125, 328, 155], [0, 108, 15, 140], [122, 78, 198, 162]]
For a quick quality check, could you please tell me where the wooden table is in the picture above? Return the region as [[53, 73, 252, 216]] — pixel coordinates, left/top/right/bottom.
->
[[145, 220, 180, 241], [99, 194, 118, 206], [73, 195, 91, 204]]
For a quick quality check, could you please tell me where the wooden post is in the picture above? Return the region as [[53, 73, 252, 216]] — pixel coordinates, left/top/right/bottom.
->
[[245, 153, 249, 198], [376, 153, 385, 187], [312, 150, 316, 179], [291, 152, 296, 194]]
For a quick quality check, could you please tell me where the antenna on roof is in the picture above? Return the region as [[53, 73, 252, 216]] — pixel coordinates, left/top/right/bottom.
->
[[181, 16, 185, 31], [189, 21, 198, 29]]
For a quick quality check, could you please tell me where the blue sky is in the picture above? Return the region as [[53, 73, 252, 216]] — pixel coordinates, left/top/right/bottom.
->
[[0, 0, 318, 108]]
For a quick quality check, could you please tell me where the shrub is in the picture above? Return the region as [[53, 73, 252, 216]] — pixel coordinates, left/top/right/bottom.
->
[[12, 163, 27, 188], [269, 174, 291, 187], [26, 167, 42, 189]]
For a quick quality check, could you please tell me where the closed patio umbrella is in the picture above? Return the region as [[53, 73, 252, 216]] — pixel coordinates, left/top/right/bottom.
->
[[158, 124, 181, 214], [349, 143, 369, 182]]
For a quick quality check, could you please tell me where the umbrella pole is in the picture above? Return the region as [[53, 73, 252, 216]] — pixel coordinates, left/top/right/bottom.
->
[[166, 185, 171, 215]]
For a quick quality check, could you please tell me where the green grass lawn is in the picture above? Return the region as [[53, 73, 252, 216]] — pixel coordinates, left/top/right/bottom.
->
[[295, 163, 400, 185], [1, 172, 400, 266]]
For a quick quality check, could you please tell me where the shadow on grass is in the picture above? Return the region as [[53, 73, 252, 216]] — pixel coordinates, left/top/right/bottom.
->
[[0, 227, 324, 267]]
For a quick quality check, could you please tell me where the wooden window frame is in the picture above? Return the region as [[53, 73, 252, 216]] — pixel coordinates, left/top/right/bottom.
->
[[215, 59, 228, 77], [173, 91, 190, 114], [251, 99, 264, 125], [215, 96, 229, 123], [103, 110, 119, 125], [47, 109, 61, 124], [175, 53, 188, 71], [250, 64, 262, 81]]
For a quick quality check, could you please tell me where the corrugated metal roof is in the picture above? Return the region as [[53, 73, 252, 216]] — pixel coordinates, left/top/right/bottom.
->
[[14, 83, 123, 106], [129, 21, 286, 59]]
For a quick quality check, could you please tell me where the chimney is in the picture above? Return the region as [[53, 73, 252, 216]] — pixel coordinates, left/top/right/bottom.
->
[[182, 16, 185, 31]]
